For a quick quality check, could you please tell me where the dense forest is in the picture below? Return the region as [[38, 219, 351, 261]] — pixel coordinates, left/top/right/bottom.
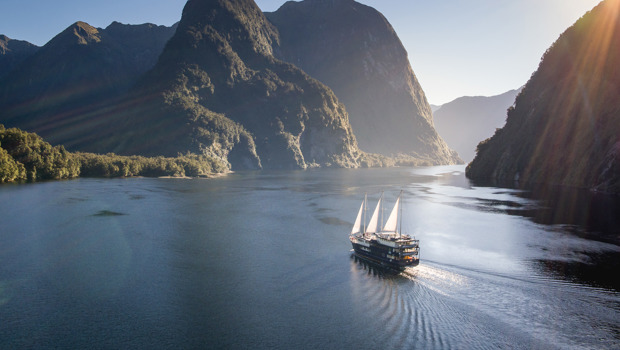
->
[[0, 124, 229, 183], [0, 124, 429, 184]]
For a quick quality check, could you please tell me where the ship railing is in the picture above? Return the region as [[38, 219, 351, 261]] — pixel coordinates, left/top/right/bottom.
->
[[375, 238, 400, 248], [351, 236, 372, 247]]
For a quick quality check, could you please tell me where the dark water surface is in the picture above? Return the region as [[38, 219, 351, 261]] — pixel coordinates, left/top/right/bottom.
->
[[1, 166, 618, 349]]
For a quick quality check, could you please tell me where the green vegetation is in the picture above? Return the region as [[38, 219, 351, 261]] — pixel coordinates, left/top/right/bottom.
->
[[75, 152, 228, 178], [0, 125, 229, 184], [0, 146, 25, 182], [0, 124, 439, 185], [0, 124, 80, 182]]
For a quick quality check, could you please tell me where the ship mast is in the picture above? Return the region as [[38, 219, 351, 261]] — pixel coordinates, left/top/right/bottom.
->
[[363, 193, 367, 234], [399, 190, 403, 238], [380, 191, 384, 232]]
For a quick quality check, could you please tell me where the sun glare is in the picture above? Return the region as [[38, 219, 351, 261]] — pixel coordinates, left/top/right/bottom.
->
[[521, 0, 620, 188]]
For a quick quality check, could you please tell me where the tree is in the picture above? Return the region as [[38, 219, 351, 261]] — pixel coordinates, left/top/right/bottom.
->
[[0, 144, 26, 182]]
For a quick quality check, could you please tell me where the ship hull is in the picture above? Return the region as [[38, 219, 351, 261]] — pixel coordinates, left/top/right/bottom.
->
[[351, 242, 419, 271]]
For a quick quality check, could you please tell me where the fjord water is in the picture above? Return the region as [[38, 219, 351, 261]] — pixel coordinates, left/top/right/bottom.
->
[[1, 166, 618, 349]]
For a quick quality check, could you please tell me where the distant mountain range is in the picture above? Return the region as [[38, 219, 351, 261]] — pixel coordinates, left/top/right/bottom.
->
[[0, 21, 177, 146], [433, 88, 521, 162], [0, 0, 461, 170], [466, 0, 620, 193]]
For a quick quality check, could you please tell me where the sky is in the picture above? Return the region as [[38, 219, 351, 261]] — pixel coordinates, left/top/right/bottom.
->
[[0, 0, 602, 105]]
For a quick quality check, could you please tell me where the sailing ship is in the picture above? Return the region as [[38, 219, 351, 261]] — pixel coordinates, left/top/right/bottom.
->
[[350, 191, 420, 270]]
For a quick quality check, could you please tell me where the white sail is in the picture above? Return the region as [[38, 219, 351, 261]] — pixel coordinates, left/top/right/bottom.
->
[[351, 201, 364, 234], [366, 197, 382, 233], [383, 195, 400, 233]]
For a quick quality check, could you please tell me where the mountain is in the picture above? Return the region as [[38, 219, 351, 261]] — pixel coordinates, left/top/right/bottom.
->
[[0, 21, 177, 146], [0, 0, 459, 170], [430, 104, 442, 113], [265, 0, 461, 165], [0, 35, 39, 78], [433, 88, 521, 162], [466, 0, 620, 193], [102, 0, 362, 170]]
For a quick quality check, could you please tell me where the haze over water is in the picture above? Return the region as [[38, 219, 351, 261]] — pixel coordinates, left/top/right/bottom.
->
[[0, 165, 618, 349]]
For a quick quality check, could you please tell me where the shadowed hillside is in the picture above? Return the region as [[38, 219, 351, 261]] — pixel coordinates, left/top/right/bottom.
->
[[467, 0, 620, 193], [0, 21, 177, 147], [0, 35, 39, 78]]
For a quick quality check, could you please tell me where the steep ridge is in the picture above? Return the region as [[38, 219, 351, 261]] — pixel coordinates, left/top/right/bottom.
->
[[466, 0, 620, 193], [0, 21, 177, 146], [0, 35, 39, 78], [433, 89, 521, 162], [266, 0, 461, 164], [108, 0, 362, 170]]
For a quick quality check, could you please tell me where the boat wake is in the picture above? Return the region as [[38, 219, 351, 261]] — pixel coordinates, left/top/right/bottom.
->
[[349, 259, 473, 348], [401, 263, 469, 297], [405, 261, 619, 349], [350, 256, 620, 348]]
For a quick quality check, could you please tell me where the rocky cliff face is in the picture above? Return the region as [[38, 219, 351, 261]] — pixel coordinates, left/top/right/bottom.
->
[[266, 0, 461, 165], [466, 0, 620, 193], [0, 35, 39, 79], [433, 89, 521, 162], [108, 0, 362, 170]]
